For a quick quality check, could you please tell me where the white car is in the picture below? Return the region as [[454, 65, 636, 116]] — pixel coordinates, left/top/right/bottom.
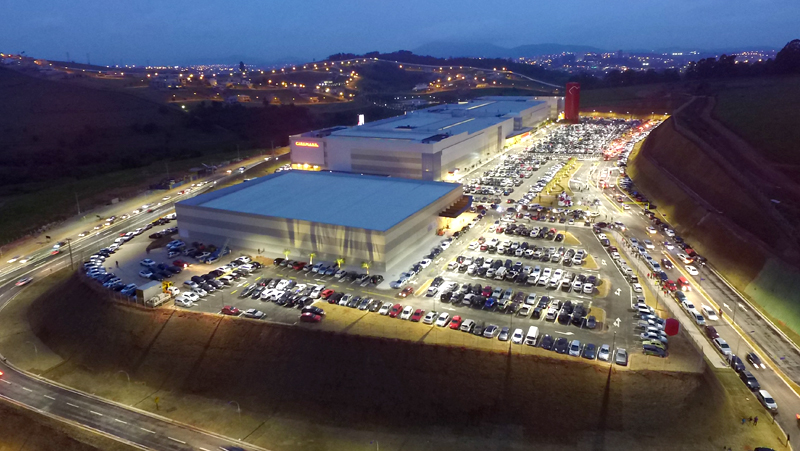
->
[[192, 287, 208, 297], [689, 309, 705, 326], [511, 328, 524, 344], [685, 265, 699, 276], [7, 255, 21, 263], [440, 240, 451, 250], [598, 344, 611, 362], [182, 292, 200, 302], [643, 239, 655, 250], [175, 298, 194, 308], [139, 270, 154, 278], [663, 241, 674, 250], [701, 304, 719, 321], [379, 303, 392, 316], [468, 241, 479, 250], [757, 390, 778, 412], [632, 283, 643, 293], [568, 340, 581, 357], [140, 258, 156, 267], [310, 285, 324, 299], [400, 305, 414, 320], [435, 312, 451, 327], [681, 300, 696, 311], [713, 337, 731, 356], [622, 204, 631, 210], [646, 226, 657, 234], [423, 311, 437, 325], [677, 253, 693, 264], [419, 259, 432, 268], [275, 279, 291, 291]]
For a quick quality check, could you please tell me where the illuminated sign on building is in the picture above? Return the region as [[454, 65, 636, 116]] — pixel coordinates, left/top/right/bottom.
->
[[295, 141, 320, 148], [358, 114, 365, 126]]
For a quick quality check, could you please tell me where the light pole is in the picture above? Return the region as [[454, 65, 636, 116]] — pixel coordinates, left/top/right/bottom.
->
[[65, 238, 74, 270]]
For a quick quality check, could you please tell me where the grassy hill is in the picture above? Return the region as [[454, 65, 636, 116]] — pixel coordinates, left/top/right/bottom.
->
[[6, 274, 784, 451], [713, 75, 800, 178], [0, 67, 240, 186]]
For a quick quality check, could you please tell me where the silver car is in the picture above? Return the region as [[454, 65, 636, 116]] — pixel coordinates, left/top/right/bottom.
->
[[598, 344, 611, 362], [614, 348, 628, 366]]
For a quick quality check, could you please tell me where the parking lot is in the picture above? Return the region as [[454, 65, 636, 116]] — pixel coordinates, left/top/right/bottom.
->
[[78, 120, 670, 363]]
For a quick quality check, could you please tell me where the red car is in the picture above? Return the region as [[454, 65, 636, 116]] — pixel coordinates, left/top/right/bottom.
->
[[173, 260, 190, 268], [481, 286, 493, 297], [389, 303, 403, 318], [449, 315, 463, 330], [664, 280, 677, 292], [50, 249, 61, 255], [300, 312, 322, 323], [320, 289, 335, 299], [221, 305, 241, 316], [292, 261, 306, 270], [410, 309, 424, 322], [398, 287, 414, 298]]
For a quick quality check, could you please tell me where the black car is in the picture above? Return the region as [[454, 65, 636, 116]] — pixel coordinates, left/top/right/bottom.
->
[[347, 296, 361, 308], [191, 275, 205, 284], [746, 352, 766, 369], [207, 279, 223, 289], [729, 355, 746, 373], [540, 334, 555, 350], [739, 370, 760, 391], [554, 337, 569, 354], [432, 276, 444, 287], [472, 322, 485, 336], [582, 343, 597, 360], [368, 300, 383, 312], [302, 306, 325, 316]]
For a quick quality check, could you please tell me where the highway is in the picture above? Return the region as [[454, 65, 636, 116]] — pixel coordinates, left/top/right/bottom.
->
[[0, 161, 273, 451], [587, 157, 800, 445]]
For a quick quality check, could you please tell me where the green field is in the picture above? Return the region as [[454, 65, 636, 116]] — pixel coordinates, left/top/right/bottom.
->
[[713, 75, 800, 166], [579, 83, 689, 114]]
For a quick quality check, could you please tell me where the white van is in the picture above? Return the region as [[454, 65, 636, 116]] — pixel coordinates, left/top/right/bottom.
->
[[524, 326, 539, 346]]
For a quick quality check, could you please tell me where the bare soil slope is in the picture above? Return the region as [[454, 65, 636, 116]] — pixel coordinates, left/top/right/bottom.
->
[[15, 275, 783, 450]]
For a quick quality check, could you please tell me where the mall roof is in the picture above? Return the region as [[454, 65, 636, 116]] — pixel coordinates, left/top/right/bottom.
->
[[178, 171, 460, 231], [300, 96, 546, 143]]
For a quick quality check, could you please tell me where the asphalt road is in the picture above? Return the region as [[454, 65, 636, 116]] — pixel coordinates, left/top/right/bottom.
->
[[592, 158, 800, 445], [0, 163, 271, 451]]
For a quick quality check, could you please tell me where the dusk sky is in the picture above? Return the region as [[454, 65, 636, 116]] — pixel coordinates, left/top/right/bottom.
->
[[2, 0, 798, 65]]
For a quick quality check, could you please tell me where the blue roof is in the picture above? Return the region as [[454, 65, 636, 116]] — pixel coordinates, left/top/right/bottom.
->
[[179, 171, 460, 231]]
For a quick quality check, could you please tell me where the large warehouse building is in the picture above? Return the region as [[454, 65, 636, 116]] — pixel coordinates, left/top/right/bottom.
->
[[289, 96, 561, 181], [175, 171, 466, 271]]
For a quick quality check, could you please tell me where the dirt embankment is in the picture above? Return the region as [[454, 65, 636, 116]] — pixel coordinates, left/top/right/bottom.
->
[[628, 115, 800, 333], [8, 274, 780, 450], [0, 398, 137, 451]]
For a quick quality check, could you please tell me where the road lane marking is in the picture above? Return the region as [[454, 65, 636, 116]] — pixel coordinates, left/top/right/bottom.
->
[[44, 395, 56, 400], [89, 410, 103, 416], [140, 427, 156, 434], [199, 448, 211, 451], [167, 437, 186, 444], [66, 402, 80, 408], [21, 387, 33, 392], [114, 418, 128, 424]]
